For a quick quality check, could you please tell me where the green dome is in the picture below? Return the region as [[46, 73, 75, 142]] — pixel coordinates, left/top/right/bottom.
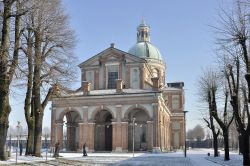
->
[[128, 42, 162, 60]]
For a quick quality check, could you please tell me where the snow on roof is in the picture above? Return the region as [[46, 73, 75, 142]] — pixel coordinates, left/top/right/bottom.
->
[[60, 88, 156, 97]]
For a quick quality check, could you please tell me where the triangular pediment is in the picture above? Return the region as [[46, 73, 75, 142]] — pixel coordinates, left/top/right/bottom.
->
[[78, 47, 146, 68]]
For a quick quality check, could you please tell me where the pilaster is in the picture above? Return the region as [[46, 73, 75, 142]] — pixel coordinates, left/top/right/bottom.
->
[[140, 67, 145, 89], [152, 103, 161, 152], [55, 122, 64, 147], [87, 122, 95, 152], [147, 121, 153, 150], [78, 123, 84, 150], [112, 121, 128, 152]]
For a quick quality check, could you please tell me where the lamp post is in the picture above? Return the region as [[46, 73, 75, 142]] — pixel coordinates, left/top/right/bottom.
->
[[183, 111, 188, 158], [132, 117, 136, 157]]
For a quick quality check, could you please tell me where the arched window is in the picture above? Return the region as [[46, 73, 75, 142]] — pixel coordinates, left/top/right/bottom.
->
[[141, 31, 144, 38]]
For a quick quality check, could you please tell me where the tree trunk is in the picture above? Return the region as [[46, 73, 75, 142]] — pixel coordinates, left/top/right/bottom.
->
[[25, 124, 34, 155], [0, 84, 11, 161], [242, 133, 250, 166], [33, 31, 42, 157], [0, 0, 12, 161], [33, 112, 44, 156], [212, 132, 219, 157], [0, 121, 9, 160], [223, 131, 230, 161], [24, 30, 34, 155]]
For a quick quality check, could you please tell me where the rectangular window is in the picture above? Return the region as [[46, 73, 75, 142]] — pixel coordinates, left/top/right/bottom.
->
[[172, 95, 180, 110], [108, 71, 118, 89], [130, 68, 140, 89], [106, 65, 118, 89]]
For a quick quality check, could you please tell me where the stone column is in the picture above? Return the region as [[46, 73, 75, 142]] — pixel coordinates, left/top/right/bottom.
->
[[82, 123, 88, 142], [112, 121, 128, 152], [87, 122, 95, 152], [119, 62, 122, 79], [140, 67, 145, 89], [56, 122, 63, 147], [147, 121, 153, 150], [80, 106, 88, 150], [78, 123, 84, 150], [112, 122, 119, 151], [121, 122, 128, 152], [126, 66, 130, 88], [104, 66, 107, 88], [152, 103, 160, 152], [159, 69, 163, 85]]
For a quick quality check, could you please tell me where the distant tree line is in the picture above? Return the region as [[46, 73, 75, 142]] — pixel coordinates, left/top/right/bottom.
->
[[186, 124, 239, 150]]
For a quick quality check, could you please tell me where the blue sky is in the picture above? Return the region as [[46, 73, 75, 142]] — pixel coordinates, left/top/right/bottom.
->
[[9, 0, 234, 130]]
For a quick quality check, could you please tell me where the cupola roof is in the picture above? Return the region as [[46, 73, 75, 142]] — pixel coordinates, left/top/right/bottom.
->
[[128, 19, 162, 60]]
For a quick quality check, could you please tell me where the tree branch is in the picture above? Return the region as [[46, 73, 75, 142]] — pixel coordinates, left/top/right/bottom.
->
[[41, 87, 53, 110], [203, 118, 211, 129], [8, 0, 21, 82]]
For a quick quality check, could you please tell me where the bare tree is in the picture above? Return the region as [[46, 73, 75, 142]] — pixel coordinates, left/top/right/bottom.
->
[[199, 68, 234, 160], [0, 0, 26, 160], [214, 0, 250, 164], [17, 0, 76, 157], [198, 69, 221, 157], [21, 29, 35, 155], [210, 72, 234, 160]]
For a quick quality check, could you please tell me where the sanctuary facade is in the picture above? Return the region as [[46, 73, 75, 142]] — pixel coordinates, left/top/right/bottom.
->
[[51, 21, 185, 152]]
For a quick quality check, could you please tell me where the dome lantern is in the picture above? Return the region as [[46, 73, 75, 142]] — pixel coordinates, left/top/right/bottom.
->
[[128, 20, 163, 61], [137, 18, 150, 43]]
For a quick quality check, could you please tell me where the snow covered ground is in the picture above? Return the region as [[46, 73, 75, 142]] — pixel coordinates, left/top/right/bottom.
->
[[205, 150, 243, 166], [183, 148, 242, 166], [0, 149, 55, 165], [0, 148, 243, 165]]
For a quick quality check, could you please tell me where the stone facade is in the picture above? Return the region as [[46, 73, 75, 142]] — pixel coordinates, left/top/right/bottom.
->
[[51, 22, 185, 152]]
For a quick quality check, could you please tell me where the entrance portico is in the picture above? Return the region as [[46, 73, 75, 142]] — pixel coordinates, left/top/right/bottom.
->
[[51, 93, 169, 153]]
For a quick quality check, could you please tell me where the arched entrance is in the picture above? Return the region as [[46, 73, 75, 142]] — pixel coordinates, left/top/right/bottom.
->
[[94, 110, 113, 151], [128, 109, 149, 151], [62, 111, 81, 151]]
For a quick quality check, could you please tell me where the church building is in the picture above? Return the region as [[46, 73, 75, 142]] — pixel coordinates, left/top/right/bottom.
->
[[51, 20, 185, 152]]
